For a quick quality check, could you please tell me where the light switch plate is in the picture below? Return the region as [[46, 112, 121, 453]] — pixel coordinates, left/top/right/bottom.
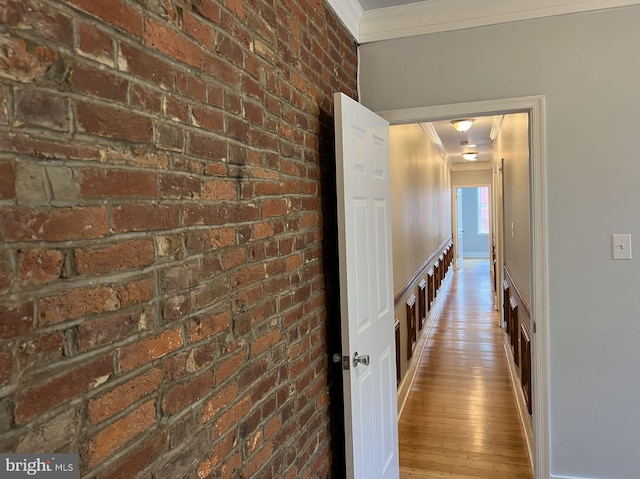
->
[[612, 234, 632, 260]]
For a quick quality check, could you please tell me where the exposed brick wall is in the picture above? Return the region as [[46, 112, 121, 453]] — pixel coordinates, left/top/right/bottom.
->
[[0, 0, 357, 476]]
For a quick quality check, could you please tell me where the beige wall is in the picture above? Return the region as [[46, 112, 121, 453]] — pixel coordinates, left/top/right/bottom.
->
[[390, 124, 451, 380], [497, 113, 531, 301], [450, 168, 492, 187], [360, 6, 640, 478], [390, 124, 451, 290]]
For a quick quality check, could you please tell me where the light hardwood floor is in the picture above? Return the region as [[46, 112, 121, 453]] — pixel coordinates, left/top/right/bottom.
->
[[399, 259, 532, 479]]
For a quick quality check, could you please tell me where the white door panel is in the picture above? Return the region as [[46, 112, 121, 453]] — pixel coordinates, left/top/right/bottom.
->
[[334, 92, 399, 479]]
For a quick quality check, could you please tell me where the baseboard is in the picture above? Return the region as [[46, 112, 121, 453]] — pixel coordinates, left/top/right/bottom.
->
[[397, 270, 452, 418], [503, 339, 534, 471]]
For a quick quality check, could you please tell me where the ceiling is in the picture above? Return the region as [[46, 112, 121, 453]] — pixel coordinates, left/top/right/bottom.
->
[[428, 115, 501, 166]]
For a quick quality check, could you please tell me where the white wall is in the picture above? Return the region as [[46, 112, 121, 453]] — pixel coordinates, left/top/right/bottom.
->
[[390, 124, 451, 290], [497, 113, 531, 301], [360, 6, 640, 479]]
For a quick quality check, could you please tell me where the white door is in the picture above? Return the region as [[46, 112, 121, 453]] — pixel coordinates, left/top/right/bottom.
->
[[334, 92, 399, 479], [456, 187, 464, 269]]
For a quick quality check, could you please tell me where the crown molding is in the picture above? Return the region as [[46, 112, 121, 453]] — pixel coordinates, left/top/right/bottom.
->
[[325, 0, 363, 41], [359, 0, 640, 43], [418, 122, 448, 165], [490, 115, 504, 144]]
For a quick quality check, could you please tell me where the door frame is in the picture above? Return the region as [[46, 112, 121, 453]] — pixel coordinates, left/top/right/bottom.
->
[[377, 95, 549, 479]]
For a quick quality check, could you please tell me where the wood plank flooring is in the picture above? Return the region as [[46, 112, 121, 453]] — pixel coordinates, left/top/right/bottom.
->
[[399, 259, 532, 479]]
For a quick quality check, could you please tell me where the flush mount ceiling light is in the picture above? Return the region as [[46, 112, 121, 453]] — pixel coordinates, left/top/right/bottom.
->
[[451, 119, 474, 132], [460, 141, 477, 147], [462, 152, 478, 161]]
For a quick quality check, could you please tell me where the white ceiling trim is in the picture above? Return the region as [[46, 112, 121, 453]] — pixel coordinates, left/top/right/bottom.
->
[[359, 0, 640, 43], [325, 0, 363, 40], [418, 123, 448, 165]]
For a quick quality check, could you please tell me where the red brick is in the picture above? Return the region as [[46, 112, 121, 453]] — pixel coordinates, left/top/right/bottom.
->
[[162, 294, 190, 322], [156, 122, 185, 151], [183, 11, 215, 48], [176, 71, 207, 103], [163, 95, 189, 123], [160, 261, 200, 293], [192, 106, 224, 132], [77, 308, 151, 352], [75, 239, 155, 275], [225, 116, 249, 141], [161, 342, 215, 382], [262, 198, 287, 218], [202, 178, 237, 200], [78, 21, 114, 65], [254, 221, 274, 240], [214, 395, 250, 438], [118, 328, 183, 372], [144, 18, 202, 69], [13, 86, 69, 131], [39, 277, 154, 326], [162, 370, 213, 415], [70, 65, 128, 102], [118, 42, 175, 90], [67, 0, 143, 38], [159, 173, 201, 199], [216, 35, 243, 66], [130, 83, 162, 113], [233, 264, 266, 287], [101, 147, 169, 169], [243, 100, 263, 126], [186, 228, 236, 254], [18, 248, 64, 285], [202, 53, 241, 86], [76, 101, 152, 142], [216, 349, 246, 385], [224, 0, 246, 20], [112, 204, 180, 232], [228, 204, 260, 222], [182, 204, 226, 226], [95, 431, 166, 479], [250, 330, 281, 358], [192, 0, 221, 23], [14, 355, 113, 424], [200, 382, 237, 425], [0, 301, 33, 340], [0, 133, 101, 161], [188, 131, 227, 161], [222, 247, 247, 270], [0, 0, 73, 47], [89, 368, 162, 424], [87, 400, 156, 467], [188, 311, 231, 343], [18, 331, 65, 374], [80, 169, 158, 198]]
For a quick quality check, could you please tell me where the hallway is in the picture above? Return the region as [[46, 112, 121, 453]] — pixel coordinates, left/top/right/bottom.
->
[[398, 259, 533, 478]]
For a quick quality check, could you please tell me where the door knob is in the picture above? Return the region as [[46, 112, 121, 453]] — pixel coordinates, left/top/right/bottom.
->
[[352, 352, 370, 367]]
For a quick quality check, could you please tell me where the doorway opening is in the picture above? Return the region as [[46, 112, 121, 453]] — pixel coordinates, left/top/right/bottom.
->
[[381, 96, 548, 479]]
